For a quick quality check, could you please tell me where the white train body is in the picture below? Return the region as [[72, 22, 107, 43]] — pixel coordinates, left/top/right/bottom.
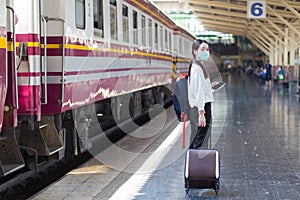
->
[[15, 0, 194, 115]]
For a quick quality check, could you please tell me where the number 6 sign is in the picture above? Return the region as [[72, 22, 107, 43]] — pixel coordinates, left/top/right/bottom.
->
[[247, 0, 266, 19]]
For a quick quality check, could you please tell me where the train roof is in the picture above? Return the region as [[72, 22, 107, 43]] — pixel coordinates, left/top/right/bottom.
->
[[172, 25, 196, 41], [125, 0, 195, 41]]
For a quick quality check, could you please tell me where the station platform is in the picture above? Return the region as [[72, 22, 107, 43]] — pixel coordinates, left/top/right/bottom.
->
[[29, 73, 300, 200]]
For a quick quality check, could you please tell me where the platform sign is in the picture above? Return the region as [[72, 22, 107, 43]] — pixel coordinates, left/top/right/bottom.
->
[[247, 0, 266, 19]]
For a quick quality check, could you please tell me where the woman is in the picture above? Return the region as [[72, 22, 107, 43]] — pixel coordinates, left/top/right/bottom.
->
[[188, 39, 217, 149]]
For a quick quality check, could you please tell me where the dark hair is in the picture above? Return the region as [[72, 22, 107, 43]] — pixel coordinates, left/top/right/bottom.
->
[[188, 39, 209, 79]]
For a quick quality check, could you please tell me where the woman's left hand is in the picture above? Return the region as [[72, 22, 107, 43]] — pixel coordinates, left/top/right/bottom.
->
[[198, 114, 206, 127]]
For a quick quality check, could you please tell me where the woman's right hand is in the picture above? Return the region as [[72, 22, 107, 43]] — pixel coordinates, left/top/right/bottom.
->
[[211, 81, 219, 88], [198, 114, 206, 127]]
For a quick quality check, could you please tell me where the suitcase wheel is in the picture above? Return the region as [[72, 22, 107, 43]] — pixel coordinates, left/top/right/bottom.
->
[[214, 179, 220, 195], [215, 188, 219, 195]]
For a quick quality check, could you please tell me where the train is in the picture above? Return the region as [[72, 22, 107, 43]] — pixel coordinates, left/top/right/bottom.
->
[[0, 0, 195, 177]]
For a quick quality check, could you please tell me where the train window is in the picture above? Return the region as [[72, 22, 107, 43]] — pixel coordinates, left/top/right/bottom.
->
[[75, 0, 85, 29], [183, 39, 185, 55], [160, 26, 163, 50], [141, 15, 146, 46], [179, 38, 182, 55], [169, 31, 172, 52], [93, 0, 103, 37], [164, 29, 168, 51], [148, 19, 152, 48], [133, 10, 138, 44], [122, 5, 129, 42], [110, 0, 118, 40], [154, 23, 158, 49]]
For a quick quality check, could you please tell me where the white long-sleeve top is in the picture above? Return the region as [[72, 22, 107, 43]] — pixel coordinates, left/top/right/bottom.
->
[[188, 63, 214, 111]]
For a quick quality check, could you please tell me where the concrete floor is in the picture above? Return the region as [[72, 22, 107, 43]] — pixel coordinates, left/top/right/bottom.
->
[[30, 73, 300, 200]]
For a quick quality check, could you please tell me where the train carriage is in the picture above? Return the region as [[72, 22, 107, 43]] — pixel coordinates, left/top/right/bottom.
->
[[0, 0, 195, 177]]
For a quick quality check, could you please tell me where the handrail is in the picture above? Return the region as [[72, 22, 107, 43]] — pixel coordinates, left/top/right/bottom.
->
[[62, 26, 65, 105], [41, 16, 48, 104], [6, 6, 18, 109], [40, 16, 65, 105]]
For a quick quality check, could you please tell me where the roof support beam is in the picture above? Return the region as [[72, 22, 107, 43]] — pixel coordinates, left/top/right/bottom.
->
[[266, 19, 285, 36], [248, 30, 271, 50], [193, 7, 246, 18], [188, 0, 246, 11], [253, 20, 287, 47], [202, 24, 245, 36], [248, 36, 270, 55], [268, 0, 300, 10], [204, 29, 244, 36], [265, 18, 297, 45], [200, 19, 246, 29], [195, 13, 247, 25], [248, 25, 276, 47], [267, 5, 300, 37], [191, 0, 293, 19], [278, 0, 300, 19]]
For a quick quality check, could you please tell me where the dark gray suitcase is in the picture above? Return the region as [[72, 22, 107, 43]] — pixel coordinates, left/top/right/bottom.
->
[[184, 149, 220, 195]]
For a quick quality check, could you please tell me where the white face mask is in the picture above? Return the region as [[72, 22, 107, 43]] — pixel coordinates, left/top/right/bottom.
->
[[197, 51, 210, 61]]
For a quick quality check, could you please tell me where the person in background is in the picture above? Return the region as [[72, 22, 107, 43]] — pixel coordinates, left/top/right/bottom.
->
[[265, 60, 272, 87], [187, 39, 218, 149], [277, 66, 284, 81]]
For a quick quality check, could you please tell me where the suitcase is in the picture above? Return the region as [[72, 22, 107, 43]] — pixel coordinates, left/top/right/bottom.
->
[[184, 149, 220, 195]]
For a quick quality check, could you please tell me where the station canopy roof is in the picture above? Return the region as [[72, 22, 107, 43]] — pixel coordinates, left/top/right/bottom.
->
[[188, 0, 300, 41]]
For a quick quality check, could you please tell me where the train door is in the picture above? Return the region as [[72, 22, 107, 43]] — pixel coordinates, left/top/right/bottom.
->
[[0, 0, 24, 177], [15, 0, 62, 158], [39, 0, 65, 156], [40, 1, 65, 107], [27, 0, 66, 157]]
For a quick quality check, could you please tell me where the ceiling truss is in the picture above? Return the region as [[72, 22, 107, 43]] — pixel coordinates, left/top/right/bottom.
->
[[188, 0, 300, 43]]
